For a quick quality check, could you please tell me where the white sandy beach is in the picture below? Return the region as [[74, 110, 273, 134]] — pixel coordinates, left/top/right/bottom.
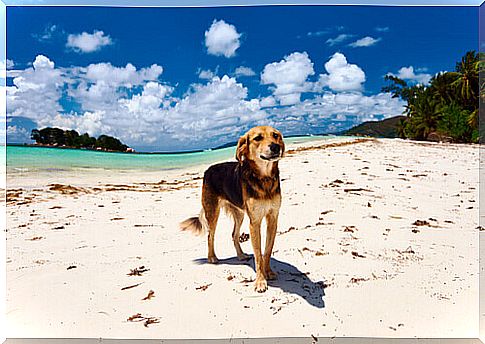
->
[[4, 138, 479, 339]]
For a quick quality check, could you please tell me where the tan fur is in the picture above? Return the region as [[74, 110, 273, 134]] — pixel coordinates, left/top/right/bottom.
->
[[180, 126, 285, 293]]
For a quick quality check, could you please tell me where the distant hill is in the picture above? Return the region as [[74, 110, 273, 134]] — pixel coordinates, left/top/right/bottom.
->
[[342, 116, 406, 138]]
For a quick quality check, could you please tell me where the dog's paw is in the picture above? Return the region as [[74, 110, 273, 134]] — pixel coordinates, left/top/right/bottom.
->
[[237, 253, 251, 261], [207, 256, 219, 264], [254, 277, 268, 293], [266, 269, 278, 280]]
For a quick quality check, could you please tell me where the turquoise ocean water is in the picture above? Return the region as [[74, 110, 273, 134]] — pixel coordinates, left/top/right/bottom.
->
[[6, 135, 337, 174]]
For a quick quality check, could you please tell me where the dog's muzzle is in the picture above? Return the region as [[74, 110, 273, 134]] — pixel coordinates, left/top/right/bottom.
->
[[260, 143, 282, 161]]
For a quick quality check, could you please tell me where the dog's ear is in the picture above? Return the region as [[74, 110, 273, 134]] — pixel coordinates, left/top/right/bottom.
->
[[280, 134, 285, 157], [236, 134, 248, 163]]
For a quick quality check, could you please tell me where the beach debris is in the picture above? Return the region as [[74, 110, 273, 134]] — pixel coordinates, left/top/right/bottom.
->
[[350, 277, 369, 284], [239, 233, 250, 243], [49, 206, 63, 209], [311, 334, 318, 343], [413, 219, 429, 226], [271, 305, 282, 315], [53, 225, 65, 230], [477, 226, 484, 231], [134, 224, 163, 228], [320, 210, 334, 215], [27, 236, 43, 241], [48, 184, 87, 195], [411, 229, 420, 233], [240, 278, 254, 284], [67, 265, 77, 270], [397, 246, 415, 254], [227, 275, 234, 281], [121, 283, 143, 291], [128, 266, 150, 276], [196, 283, 212, 291], [389, 326, 397, 331], [351, 251, 366, 259], [412, 219, 439, 228], [343, 188, 373, 193], [367, 202, 372, 207], [127, 313, 160, 327], [142, 290, 155, 300], [111, 217, 125, 221], [286, 138, 373, 155], [343, 225, 357, 233], [278, 226, 297, 235]]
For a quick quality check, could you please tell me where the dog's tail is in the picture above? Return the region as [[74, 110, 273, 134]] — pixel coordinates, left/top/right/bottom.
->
[[179, 208, 208, 236]]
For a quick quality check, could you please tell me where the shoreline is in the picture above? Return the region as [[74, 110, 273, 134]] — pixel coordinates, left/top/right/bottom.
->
[[6, 136, 359, 189]]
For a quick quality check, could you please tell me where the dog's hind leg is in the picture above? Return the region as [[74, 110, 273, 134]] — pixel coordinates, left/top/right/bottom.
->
[[203, 186, 220, 264], [229, 206, 250, 261]]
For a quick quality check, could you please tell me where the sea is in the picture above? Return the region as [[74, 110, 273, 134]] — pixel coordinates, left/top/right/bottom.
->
[[5, 135, 337, 175]]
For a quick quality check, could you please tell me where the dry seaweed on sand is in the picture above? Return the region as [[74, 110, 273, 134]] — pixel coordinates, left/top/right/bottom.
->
[[48, 184, 88, 194], [127, 313, 160, 327], [239, 233, 250, 243], [142, 290, 155, 300], [127, 266, 150, 276], [121, 283, 143, 291], [351, 251, 366, 258], [196, 283, 212, 291], [350, 277, 369, 284]]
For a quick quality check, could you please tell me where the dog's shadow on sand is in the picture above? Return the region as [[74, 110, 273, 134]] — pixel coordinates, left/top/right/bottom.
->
[[194, 256, 325, 308]]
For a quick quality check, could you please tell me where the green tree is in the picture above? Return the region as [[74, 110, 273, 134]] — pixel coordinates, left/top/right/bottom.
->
[[396, 118, 408, 139], [95, 135, 128, 152], [450, 50, 479, 110], [406, 88, 442, 140], [437, 102, 471, 142]]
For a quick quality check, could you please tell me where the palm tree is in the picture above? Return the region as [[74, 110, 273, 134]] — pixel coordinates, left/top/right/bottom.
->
[[407, 90, 442, 140], [396, 118, 408, 139], [430, 72, 456, 104], [451, 50, 479, 109]]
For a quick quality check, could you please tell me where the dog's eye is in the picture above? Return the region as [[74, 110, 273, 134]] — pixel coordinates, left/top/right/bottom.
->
[[253, 135, 263, 141], [272, 133, 279, 139]]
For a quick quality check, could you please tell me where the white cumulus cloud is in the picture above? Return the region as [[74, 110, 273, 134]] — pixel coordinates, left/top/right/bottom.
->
[[66, 30, 113, 53], [198, 69, 216, 80], [261, 52, 314, 106], [316, 52, 366, 92], [234, 66, 256, 77], [6, 54, 407, 151], [388, 66, 432, 85], [204, 20, 241, 58]]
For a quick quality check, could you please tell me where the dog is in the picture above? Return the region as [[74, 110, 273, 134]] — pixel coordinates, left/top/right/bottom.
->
[[180, 126, 285, 293]]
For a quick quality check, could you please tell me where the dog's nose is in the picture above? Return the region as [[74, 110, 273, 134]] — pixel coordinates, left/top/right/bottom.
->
[[269, 143, 280, 154]]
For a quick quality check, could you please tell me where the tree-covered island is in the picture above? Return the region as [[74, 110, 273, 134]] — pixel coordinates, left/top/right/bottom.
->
[[30, 127, 134, 153]]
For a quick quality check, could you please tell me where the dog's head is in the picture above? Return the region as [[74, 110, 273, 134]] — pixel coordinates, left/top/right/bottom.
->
[[236, 126, 285, 164]]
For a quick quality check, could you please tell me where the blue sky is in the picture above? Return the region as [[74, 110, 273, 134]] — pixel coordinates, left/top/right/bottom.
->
[[4, 5, 478, 151]]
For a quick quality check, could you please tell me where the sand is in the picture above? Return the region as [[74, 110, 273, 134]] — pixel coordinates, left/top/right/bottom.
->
[[4, 138, 479, 339]]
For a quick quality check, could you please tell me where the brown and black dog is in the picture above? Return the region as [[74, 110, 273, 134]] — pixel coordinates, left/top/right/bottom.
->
[[180, 126, 285, 292]]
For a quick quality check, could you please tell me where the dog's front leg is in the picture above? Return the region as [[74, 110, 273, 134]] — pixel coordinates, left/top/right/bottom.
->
[[248, 214, 267, 293], [264, 211, 278, 280]]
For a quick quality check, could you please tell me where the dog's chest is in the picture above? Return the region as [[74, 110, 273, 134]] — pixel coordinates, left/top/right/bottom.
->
[[246, 196, 281, 218]]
